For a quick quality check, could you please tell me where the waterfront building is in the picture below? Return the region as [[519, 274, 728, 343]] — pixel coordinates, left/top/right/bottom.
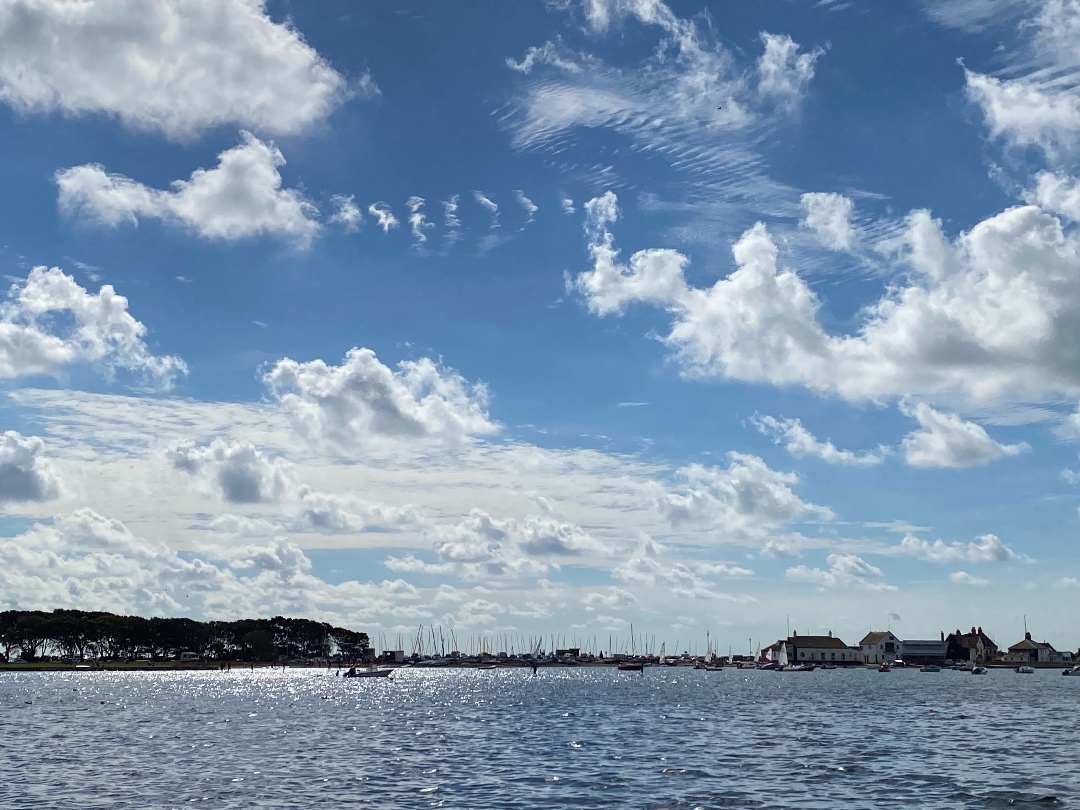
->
[[899, 636, 948, 666], [1003, 633, 1067, 664], [945, 627, 999, 664], [859, 631, 902, 664], [767, 632, 860, 665]]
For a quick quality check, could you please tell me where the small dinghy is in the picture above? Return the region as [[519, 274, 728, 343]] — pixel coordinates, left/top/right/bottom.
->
[[1015, 666, 1035, 674]]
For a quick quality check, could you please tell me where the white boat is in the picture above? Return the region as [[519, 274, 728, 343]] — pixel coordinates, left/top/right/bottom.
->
[[1063, 665, 1080, 676], [1016, 666, 1035, 674], [971, 666, 988, 675], [343, 666, 392, 678]]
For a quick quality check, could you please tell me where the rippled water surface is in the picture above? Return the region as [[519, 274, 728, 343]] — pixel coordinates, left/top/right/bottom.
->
[[2, 667, 1078, 809]]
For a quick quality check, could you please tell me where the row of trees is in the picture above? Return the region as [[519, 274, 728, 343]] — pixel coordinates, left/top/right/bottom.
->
[[0, 609, 370, 663]]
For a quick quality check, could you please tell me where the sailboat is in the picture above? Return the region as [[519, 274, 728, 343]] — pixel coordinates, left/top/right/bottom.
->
[[779, 644, 814, 672]]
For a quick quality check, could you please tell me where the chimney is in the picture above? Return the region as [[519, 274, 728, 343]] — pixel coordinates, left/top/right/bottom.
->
[[793, 630, 797, 637], [940, 631, 944, 641], [971, 627, 976, 635], [1025, 632, 1032, 641], [828, 631, 832, 637], [977, 626, 982, 635]]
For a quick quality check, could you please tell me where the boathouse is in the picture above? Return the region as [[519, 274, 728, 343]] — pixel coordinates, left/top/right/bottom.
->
[[1003, 633, 1067, 664], [859, 631, 902, 664], [771, 632, 859, 665]]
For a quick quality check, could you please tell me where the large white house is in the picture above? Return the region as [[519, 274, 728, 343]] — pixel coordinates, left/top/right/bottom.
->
[[860, 631, 902, 664]]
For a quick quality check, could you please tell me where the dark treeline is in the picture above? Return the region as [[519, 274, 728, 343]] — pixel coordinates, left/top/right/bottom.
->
[[0, 609, 370, 663]]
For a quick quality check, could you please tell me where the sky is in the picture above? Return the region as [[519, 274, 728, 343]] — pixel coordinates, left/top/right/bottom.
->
[[1, 0, 1079, 656]]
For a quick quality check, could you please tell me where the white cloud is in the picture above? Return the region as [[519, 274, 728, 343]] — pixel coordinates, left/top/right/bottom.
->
[[0, 266, 186, 389], [561, 197, 576, 215], [572, 191, 1080, 412], [651, 452, 832, 542], [515, 190, 538, 223], [786, 553, 897, 591], [407, 196, 434, 243], [612, 537, 745, 600], [0, 432, 62, 504], [367, 202, 399, 233], [1030, 172, 1080, 222], [387, 509, 605, 582], [900, 402, 1029, 468], [328, 194, 363, 233], [582, 587, 637, 610], [961, 1, 1080, 164], [800, 192, 856, 251], [167, 439, 291, 505], [56, 132, 320, 247], [0, 508, 425, 626], [950, 571, 990, 586], [898, 532, 1027, 563], [505, 1, 822, 222], [752, 414, 887, 466], [0, 0, 349, 140], [965, 71, 1080, 162], [473, 191, 500, 228], [756, 32, 823, 113], [507, 41, 583, 74], [1061, 468, 1080, 485], [263, 347, 499, 452]]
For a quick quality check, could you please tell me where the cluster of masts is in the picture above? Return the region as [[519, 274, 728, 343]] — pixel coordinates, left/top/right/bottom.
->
[[386, 625, 742, 660]]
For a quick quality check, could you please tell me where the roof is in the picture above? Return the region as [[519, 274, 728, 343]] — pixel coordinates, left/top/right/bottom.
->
[[1008, 639, 1056, 652], [902, 640, 947, 651], [860, 631, 894, 645], [789, 635, 850, 650], [947, 631, 999, 650]]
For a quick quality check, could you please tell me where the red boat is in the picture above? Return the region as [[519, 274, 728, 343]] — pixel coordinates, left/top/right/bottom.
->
[[878, 664, 890, 673]]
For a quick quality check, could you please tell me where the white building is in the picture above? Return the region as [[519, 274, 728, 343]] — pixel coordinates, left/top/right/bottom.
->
[[860, 631, 902, 664], [766, 632, 861, 665]]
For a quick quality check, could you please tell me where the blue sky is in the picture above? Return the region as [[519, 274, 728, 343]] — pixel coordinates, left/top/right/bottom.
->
[[1, 0, 1079, 653]]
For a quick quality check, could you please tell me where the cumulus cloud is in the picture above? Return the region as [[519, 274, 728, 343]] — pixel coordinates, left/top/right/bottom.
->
[[786, 553, 896, 591], [407, 196, 434, 244], [473, 191, 500, 228], [898, 532, 1027, 563], [263, 347, 498, 452], [0, 0, 349, 141], [328, 194, 363, 232], [1030, 172, 1080, 222], [651, 452, 832, 542], [572, 191, 1080, 412], [367, 202, 399, 233], [752, 414, 887, 466], [756, 32, 823, 112], [899, 402, 1029, 468], [56, 132, 320, 247], [950, 570, 990, 586], [168, 438, 419, 534], [0, 509, 423, 624], [386, 509, 604, 581], [0, 267, 186, 389], [612, 537, 749, 600], [561, 197, 576, 215], [167, 439, 291, 505], [0, 432, 62, 504], [800, 192, 857, 251]]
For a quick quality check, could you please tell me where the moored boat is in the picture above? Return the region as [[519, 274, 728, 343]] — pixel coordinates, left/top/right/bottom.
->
[[1016, 666, 1035, 674], [971, 666, 988, 675], [878, 663, 890, 673], [618, 662, 644, 672], [343, 666, 392, 678], [920, 664, 941, 673], [1063, 665, 1080, 676]]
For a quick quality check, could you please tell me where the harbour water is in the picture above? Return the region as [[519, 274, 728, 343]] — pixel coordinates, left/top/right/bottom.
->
[[2, 667, 1077, 809]]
